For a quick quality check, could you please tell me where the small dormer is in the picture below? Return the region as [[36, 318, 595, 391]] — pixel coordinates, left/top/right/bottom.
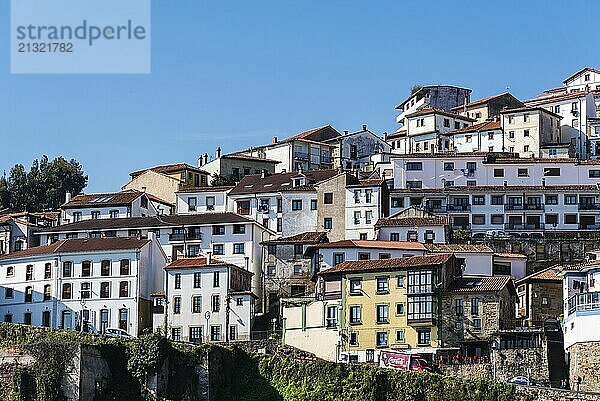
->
[[293, 176, 306, 187]]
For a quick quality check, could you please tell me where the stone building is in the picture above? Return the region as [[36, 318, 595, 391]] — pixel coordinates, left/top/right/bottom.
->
[[199, 150, 280, 183], [325, 125, 390, 170], [441, 275, 517, 357], [452, 92, 525, 123], [261, 231, 328, 312], [315, 172, 358, 241], [516, 266, 563, 328]]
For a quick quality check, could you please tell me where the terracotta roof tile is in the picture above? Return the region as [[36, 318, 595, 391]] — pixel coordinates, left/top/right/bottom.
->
[[447, 275, 514, 293], [562, 67, 600, 84], [375, 215, 449, 228], [221, 153, 280, 163], [263, 231, 328, 244], [229, 170, 338, 195], [500, 106, 562, 119], [165, 257, 228, 269], [524, 91, 594, 106], [426, 244, 493, 253], [320, 254, 453, 275], [516, 266, 563, 284], [308, 239, 427, 251], [447, 120, 501, 135], [0, 238, 150, 260], [61, 189, 148, 208], [130, 163, 208, 178], [450, 93, 521, 110]]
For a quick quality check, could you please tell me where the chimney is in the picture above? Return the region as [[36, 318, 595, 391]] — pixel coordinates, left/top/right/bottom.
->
[[141, 186, 147, 193], [362, 124, 367, 131], [206, 251, 212, 264], [65, 192, 72, 203], [298, 165, 303, 174], [261, 170, 267, 178], [203, 153, 209, 165], [542, 178, 546, 187], [272, 136, 278, 144], [216, 147, 222, 158], [198, 154, 203, 167], [344, 130, 349, 135]]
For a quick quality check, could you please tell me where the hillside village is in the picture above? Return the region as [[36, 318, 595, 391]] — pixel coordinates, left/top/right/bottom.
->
[[2, 67, 600, 394]]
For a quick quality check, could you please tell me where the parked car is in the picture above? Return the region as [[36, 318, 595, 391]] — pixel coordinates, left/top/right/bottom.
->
[[105, 328, 133, 339], [485, 230, 510, 239], [472, 233, 485, 240], [507, 376, 532, 386], [529, 233, 543, 239]]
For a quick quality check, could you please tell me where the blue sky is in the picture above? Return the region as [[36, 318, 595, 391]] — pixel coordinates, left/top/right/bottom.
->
[[0, 0, 598, 192]]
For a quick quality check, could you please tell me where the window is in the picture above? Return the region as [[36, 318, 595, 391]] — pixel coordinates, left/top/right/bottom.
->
[[100, 282, 110, 298], [416, 118, 424, 127], [376, 332, 388, 348], [6, 266, 14, 277], [546, 195, 558, 205], [444, 162, 454, 171], [232, 224, 245, 234], [491, 215, 504, 225], [213, 244, 224, 255], [589, 170, 600, 178], [454, 121, 460, 129], [23, 312, 32, 325], [119, 281, 129, 297], [323, 193, 333, 204], [293, 265, 302, 276], [324, 218, 332, 230], [277, 218, 282, 232], [455, 299, 464, 316], [354, 190, 361, 203], [210, 326, 221, 341], [191, 272, 202, 288], [391, 197, 404, 208], [73, 212, 82, 222], [333, 253, 345, 266], [443, 118, 450, 127], [523, 145, 529, 152], [376, 277, 389, 293], [100, 260, 111, 276], [376, 304, 389, 323], [174, 273, 182, 289], [471, 298, 480, 315], [517, 168, 528, 177], [43, 263, 52, 279], [349, 332, 358, 346], [564, 214, 577, 224], [472, 319, 482, 330], [212, 295, 220, 312], [546, 214, 558, 225], [493, 168, 504, 177], [406, 162, 423, 171], [192, 296, 202, 313], [237, 200, 250, 215], [205, 196, 216, 211], [379, 253, 391, 259], [81, 261, 92, 277], [466, 135, 472, 143], [187, 197, 197, 211], [417, 329, 431, 346], [291, 200, 303, 210], [310, 199, 318, 210], [89, 232, 102, 239], [5, 287, 13, 299], [564, 195, 577, 205], [395, 330, 405, 343], [472, 195, 485, 205], [233, 243, 245, 254], [365, 190, 372, 203], [509, 131, 515, 139], [548, 149, 557, 156], [326, 305, 338, 328], [62, 283, 72, 299], [353, 211, 361, 225], [349, 305, 361, 324], [349, 279, 362, 295], [173, 297, 181, 314], [406, 181, 422, 189], [189, 327, 203, 343], [41, 284, 51, 301], [110, 210, 119, 218], [455, 321, 463, 331], [544, 168, 560, 176], [267, 265, 276, 276], [508, 116, 514, 124], [472, 215, 485, 225], [236, 297, 243, 306], [407, 295, 433, 320], [491, 195, 503, 205], [213, 271, 220, 287], [358, 252, 370, 260], [212, 225, 225, 235], [397, 275, 405, 287], [396, 303, 405, 315], [81, 282, 91, 299], [26, 265, 33, 281]]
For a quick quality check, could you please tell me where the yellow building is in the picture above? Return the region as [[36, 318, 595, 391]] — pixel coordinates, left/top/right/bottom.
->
[[319, 253, 462, 363]]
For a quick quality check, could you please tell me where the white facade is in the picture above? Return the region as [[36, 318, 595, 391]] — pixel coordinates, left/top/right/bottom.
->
[[164, 259, 255, 343], [176, 188, 231, 214], [451, 126, 504, 154], [562, 262, 600, 349], [345, 185, 385, 240], [404, 111, 475, 154], [0, 237, 166, 336]]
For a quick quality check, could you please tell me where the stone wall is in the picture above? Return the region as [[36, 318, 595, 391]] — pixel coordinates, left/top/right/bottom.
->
[[494, 347, 550, 386], [567, 341, 600, 393]]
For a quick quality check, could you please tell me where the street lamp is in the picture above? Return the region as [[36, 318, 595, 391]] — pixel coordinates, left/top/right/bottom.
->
[[204, 311, 211, 343]]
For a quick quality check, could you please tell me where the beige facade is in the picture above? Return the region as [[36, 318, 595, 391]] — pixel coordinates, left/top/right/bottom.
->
[[123, 169, 182, 205]]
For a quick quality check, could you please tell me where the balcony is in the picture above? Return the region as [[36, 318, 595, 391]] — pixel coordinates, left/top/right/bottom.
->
[[451, 224, 471, 231], [425, 205, 446, 213], [568, 291, 600, 316], [169, 232, 203, 241], [446, 204, 471, 212], [294, 151, 310, 161], [505, 203, 545, 211], [504, 223, 545, 230], [579, 203, 600, 210], [579, 223, 600, 230], [321, 155, 333, 164]]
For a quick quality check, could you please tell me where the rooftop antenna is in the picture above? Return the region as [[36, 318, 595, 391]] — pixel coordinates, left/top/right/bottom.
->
[[506, 85, 511, 92]]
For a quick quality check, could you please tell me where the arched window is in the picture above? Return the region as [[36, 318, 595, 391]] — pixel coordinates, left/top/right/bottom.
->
[[120, 259, 130, 275], [101, 260, 111, 276]]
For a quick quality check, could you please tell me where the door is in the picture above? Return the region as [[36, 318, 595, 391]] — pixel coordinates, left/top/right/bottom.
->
[[42, 311, 51, 327], [119, 308, 128, 332], [526, 216, 541, 229], [100, 309, 109, 334]]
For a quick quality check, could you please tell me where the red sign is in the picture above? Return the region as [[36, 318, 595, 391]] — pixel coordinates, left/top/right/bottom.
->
[[379, 351, 410, 370]]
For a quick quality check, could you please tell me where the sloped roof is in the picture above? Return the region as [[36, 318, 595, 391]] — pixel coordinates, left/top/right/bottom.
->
[[38, 213, 254, 233], [562, 67, 600, 84], [220, 153, 280, 163], [500, 106, 562, 119], [320, 254, 453, 275], [557, 259, 600, 273], [0, 238, 150, 260], [516, 266, 562, 284], [165, 257, 228, 269], [61, 189, 172, 208], [447, 275, 515, 294], [450, 92, 521, 110], [307, 239, 427, 251], [228, 170, 338, 195], [446, 120, 501, 135], [405, 108, 477, 122], [524, 91, 594, 106], [426, 243, 493, 253], [130, 163, 208, 178], [263, 231, 328, 245], [375, 215, 449, 228]]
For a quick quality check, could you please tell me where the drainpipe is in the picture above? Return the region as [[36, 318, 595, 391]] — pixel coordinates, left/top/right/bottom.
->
[[225, 264, 231, 343]]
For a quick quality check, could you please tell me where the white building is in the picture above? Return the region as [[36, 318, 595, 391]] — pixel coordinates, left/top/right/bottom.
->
[[0, 237, 166, 336], [395, 85, 472, 125], [175, 186, 233, 214], [449, 120, 504, 154], [61, 189, 173, 224], [345, 179, 388, 240], [161, 256, 255, 343], [37, 213, 272, 308], [326, 125, 390, 170], [374, 207, 449, 244]]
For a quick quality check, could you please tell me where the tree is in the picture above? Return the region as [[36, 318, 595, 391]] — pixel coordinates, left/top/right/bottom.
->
[[410, 84, 423, 95], [0, 156, 88, 212], [210, 172, 236, 186]]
